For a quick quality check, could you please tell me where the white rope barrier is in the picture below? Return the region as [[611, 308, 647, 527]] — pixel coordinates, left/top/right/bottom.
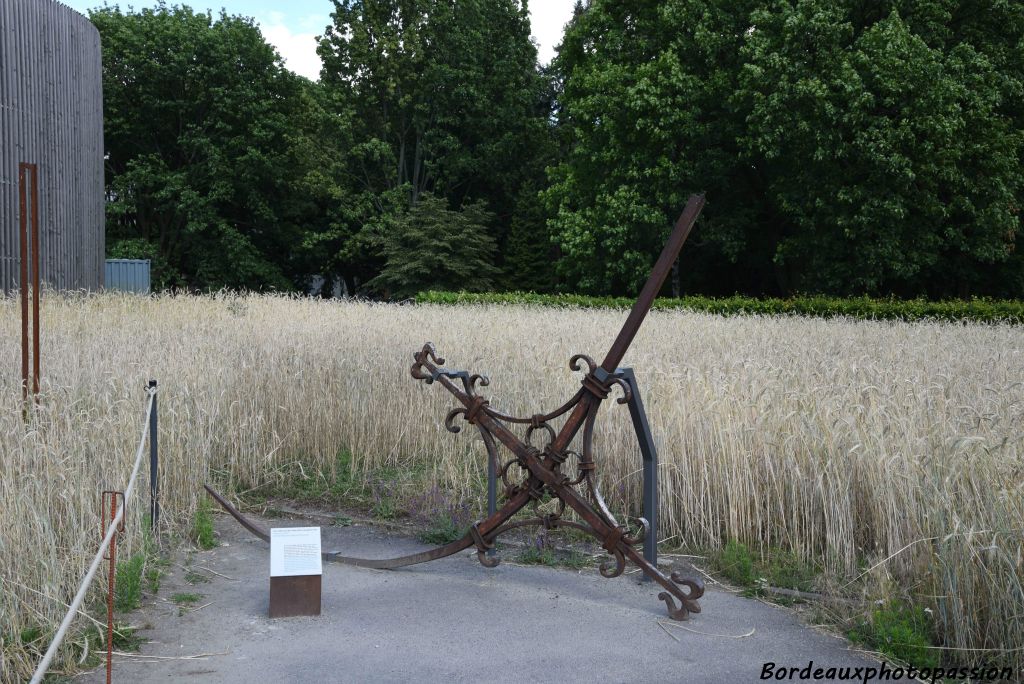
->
[[30, 386, 157, 684]]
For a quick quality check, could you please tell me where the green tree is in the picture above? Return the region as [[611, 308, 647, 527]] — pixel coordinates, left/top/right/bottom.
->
[[317, 0, 554, 291], [367, 194, 499, 298], [546, 0, 1024, 297], [740, 1, 1023, 296], [93, 4, 322, 290]]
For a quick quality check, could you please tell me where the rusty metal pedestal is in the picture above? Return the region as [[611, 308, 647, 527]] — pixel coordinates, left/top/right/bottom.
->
[[269, 576, 322, 618]]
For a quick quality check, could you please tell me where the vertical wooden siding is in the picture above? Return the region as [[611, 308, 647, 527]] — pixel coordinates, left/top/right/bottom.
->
[[0, 0, 104, 293]]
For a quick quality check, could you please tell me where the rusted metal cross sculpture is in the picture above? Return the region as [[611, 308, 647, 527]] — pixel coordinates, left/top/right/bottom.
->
[[208, 194, 707, 620]]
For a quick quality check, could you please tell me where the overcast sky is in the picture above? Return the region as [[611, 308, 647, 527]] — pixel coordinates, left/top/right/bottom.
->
[[63, 1, 578, 80]]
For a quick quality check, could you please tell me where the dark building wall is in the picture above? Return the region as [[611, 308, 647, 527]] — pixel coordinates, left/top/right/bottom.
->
[[0, 0, 104, 293]]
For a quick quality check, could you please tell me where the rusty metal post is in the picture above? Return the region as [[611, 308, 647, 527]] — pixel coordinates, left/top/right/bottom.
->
[[19, 164, 29, 405], [18, 162, 40, 405], [101, 491, 124, 684]]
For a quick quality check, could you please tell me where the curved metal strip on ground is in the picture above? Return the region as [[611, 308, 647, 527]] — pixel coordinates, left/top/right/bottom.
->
[[203, 484, 515, 570]]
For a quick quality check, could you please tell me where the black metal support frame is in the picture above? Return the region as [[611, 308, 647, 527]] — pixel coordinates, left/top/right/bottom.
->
[[148, 379, 159, 529]]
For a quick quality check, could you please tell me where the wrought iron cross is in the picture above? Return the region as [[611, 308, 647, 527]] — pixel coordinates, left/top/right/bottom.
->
[[208, 194, 707, 620]]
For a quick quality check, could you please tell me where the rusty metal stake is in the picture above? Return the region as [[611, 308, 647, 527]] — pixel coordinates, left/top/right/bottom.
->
[[18, 162, 41, 407], [101, 491, 125, 684]]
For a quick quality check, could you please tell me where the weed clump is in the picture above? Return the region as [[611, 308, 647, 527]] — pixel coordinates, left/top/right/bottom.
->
[[848, 601, 939, 669], [408, 484, 472, 545], [192, 499, 216, 550], [114, 554, 145, 612]]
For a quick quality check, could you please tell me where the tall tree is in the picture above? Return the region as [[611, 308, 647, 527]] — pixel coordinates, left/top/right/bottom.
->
[[93, 4, 323, 290], [317, 0, 554, 294], [546, 0, 1024, 297]]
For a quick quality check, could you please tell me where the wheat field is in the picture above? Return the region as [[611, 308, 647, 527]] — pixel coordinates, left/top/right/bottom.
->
[[0, 292, 1021, 679]]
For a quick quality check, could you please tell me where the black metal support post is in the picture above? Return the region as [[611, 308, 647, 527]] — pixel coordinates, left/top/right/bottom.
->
[[487, 444, 497, 556], [148, 379, 159, 529], [613, 368, 658, 575]]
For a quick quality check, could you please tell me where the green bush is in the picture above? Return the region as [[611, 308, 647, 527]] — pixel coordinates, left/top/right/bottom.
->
[[416, 291, 1024, 324]]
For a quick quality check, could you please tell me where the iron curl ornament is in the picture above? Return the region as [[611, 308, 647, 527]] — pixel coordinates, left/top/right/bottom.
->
[[207, 194, 707, 620]]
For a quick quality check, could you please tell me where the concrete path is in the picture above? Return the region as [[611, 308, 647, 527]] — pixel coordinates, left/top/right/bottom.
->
[[84, 511, 878, 683]]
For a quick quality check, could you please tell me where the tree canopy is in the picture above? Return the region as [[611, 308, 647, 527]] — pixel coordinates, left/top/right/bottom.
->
[[546, 0, 1024, 297], [94, 1, 1024, 299], [93, 4, 323, 290]]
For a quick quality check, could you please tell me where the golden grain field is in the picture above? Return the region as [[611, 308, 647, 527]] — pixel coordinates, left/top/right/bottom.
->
[[1, 292, 1022, 679]]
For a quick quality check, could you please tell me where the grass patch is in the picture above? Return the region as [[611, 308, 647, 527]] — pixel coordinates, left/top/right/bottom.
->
[[407, 483, 473, 544], [145, 566, 162, 594], [717, 539, 757, 587], [369, 491, 400, 520], [269, 450, 369, 507], [250, 451, 413, 523], [848, 601, 940, 669], [712, 540, 816, 597], [184, 569, 210, 585], [109, 623, 145, 652], [517, 532, 592, 570], [67, 622, 145, 669], [192, 498, 216, 550], [171, 592, 204, 617], [418, 516, 467, 545], [114, 554, 145, 612]]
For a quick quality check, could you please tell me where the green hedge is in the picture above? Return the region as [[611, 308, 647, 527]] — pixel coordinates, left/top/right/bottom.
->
[[415, 291, 1024, 324]]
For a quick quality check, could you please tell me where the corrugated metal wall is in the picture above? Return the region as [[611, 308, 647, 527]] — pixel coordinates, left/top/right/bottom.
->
[[0, 0, 105, 294], [104, 259, 150, 293]]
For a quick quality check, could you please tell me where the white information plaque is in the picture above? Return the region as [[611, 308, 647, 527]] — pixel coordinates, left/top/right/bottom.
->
[[270, 527, 323, 577]]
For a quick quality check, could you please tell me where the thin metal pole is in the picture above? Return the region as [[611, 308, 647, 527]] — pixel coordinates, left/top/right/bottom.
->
[[104, 492, 119, 684], [19, 164, 29, 405], [615, 368, 658, 575], [149, 380, 159, 528], [30, 164, 40, 399], [486, 448, 496, 557]]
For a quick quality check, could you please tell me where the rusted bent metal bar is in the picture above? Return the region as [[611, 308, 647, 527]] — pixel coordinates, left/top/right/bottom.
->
[[207, 194, 707, 620]]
